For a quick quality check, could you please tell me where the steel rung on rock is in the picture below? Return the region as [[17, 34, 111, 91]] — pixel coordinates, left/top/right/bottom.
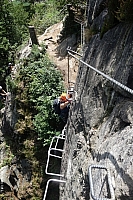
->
[[88, 165, 115, 200], [45, 127, 66, 177], [67, 86, 77, 101], [43, 178, 66, 200]]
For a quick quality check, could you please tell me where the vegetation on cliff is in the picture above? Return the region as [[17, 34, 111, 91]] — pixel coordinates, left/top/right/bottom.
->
[[1, 0, 133, 199], [11, 45, 64, 145], [101, 0, 133, 37]]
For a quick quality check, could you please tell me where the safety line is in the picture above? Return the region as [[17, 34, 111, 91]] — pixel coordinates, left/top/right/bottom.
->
[[67, 48, 82, 57], [67, 50, 133, 95], [67, 48, 82, 84]]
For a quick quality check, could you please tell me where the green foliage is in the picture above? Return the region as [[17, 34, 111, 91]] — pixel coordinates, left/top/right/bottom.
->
[[116, 0, 133, 22], [30, 0, 86, 35], [11, 1, 29, 42], [30, 1, 62, 35], [55, 0, 86, 8], [0, 0, 13, 79], [0, 36, 9, 80], [100, 0, 119, 38], [1, 0, 85, 145], [101, 0, 133, 37], [15, 45, 64, 145], [0, 0, 31, 82], [0, 0, 86, 83]]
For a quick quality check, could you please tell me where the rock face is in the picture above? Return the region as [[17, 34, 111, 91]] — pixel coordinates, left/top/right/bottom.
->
[[0, 93, 32, 198], [60, 1, 133, 200]]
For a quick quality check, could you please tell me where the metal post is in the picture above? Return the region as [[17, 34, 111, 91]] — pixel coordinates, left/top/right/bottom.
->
[[83, 25, 85, 46], [28, 26, 39, 45], [81, 23, 83, 48], [68, 53, 70, 84]]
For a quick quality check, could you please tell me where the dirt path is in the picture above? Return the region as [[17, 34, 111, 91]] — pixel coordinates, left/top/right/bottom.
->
[[38, 22, 78, 89]]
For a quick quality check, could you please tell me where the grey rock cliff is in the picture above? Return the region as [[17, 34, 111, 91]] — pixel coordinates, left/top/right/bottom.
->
[[60, 1, 133, 200]]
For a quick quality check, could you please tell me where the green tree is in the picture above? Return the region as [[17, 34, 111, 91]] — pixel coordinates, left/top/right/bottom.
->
[[0, 0, 15, 80], [0, 0, 30, 83], [11, 1, 29, 43], [116, 0, 133, 22]]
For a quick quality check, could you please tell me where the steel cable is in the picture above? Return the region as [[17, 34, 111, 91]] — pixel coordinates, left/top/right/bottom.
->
[[68, 51, 133, 95]]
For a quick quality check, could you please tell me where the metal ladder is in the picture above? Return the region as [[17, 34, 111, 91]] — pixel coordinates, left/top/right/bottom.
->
[[43, 127, 66, 200], [45, 128, 66, 177]]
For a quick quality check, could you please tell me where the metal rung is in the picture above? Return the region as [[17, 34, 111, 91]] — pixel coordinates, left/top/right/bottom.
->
[[49, 154, 62, 159], [49, 127, 66, 150], [67, 82, 77, 101], [49, 136, 65, 150], [67, 88, 77, 101], [45, 127, 66, 177], [88, 165, 115, 200], [43, 179, 66, 200], [45, 146, 65, 176], [45, 148, 64, 177], [50, 148, 64, 152]]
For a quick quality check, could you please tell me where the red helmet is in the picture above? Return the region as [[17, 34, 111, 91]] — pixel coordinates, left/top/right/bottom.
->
[[60, 93, 67, 101]]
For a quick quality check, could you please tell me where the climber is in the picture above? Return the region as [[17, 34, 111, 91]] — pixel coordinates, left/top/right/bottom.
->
[[0, 86, 7, 101], [59, 92, 72, 131]]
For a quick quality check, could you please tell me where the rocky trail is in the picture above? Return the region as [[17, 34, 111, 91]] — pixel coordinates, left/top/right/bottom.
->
[[38, 21, 79, 89]]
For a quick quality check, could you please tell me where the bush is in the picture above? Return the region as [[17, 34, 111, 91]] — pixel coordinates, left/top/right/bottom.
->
[[30, 1, 62, 35], [14, 45, 64, 145], [101, 0, 133, 37], [116, 0, 133, 22]]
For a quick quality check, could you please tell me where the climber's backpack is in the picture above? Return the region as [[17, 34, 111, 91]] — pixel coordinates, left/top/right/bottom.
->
[[53, 98, 61, 115]]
